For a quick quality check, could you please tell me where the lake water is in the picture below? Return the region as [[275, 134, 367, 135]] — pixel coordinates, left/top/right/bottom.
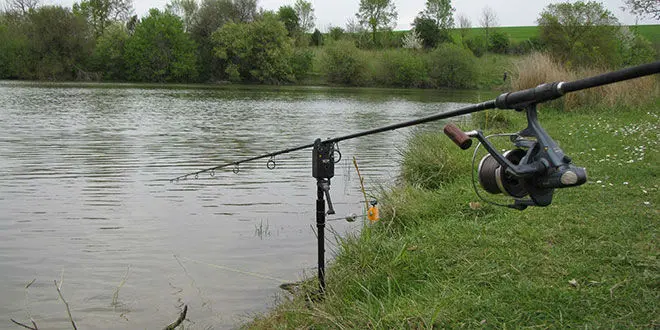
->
[[0, 81, 485, 329]]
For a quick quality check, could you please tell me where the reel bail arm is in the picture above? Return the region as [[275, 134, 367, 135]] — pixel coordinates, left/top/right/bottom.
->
[[443, 103, 587, 209]]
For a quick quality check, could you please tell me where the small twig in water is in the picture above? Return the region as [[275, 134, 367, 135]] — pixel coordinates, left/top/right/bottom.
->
[[19, 278, 39, 329], [112, 265, 131, 308], [10, 319, 38, 330], [54, 280, 77, 330], [163, 305, 188, 330], [173, 254, 213, 311], [58, 270, 64, 290]]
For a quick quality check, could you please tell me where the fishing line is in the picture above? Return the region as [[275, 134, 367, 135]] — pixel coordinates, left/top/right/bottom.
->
[[177, 255, 290, 283]]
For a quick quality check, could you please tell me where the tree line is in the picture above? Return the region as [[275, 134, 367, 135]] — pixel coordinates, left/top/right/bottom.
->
[[0, 0, 657, 85]]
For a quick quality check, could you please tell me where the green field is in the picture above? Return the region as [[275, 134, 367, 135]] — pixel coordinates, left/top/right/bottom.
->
[[461, 25, 660, 44]]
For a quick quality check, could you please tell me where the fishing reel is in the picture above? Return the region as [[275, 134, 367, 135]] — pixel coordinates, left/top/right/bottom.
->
[[444, 104, 587, 210]]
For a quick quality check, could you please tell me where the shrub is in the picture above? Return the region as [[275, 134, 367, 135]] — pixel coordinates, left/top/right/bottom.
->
[[400, 129, 471, 190], [413, 16, 440, 49], [291, 48, 313, 80], [401, 30, 422, 50], [538, 1, 623, 68], [328, 27, 344, 41], [428, 44, 478, 89], [310, 28, 323, 46], [464, 35, 487, 57], [488, 31, 510, 54], [619, 27, 655, 66], [509, 37, 545, 55], [379, 49, 428, 88], [213, 14, 294, 83], [321, 40, 369, 86], [125, 9, 198, 82]]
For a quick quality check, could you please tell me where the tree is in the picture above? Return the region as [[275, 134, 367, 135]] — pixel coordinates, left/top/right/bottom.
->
[[190, 0, 235, 81], [420, 0, 454, 30], [479, 6, 498, 46], [233, 0, 257, 22], [345, 18, 362, 33], [166, 0, 198, 32], [413, 17, 440, 48], [0, 18, 30, 78], [328, 26, 344, 40], [623, 0, 659, 20], [277, 5, 299, 36], [537, 1, 622, 68], [414, 0, 453, 46], [401, 29, 422, 49], [310, 28, 322, 46], [212, 13, 294, 83], [90, 22, 129, 79], [294, 0, 314, 32], [6, 0, 40, 15], [24, 6, 93, 80], [456, 13, 471, 42], [124, 9, 198, 82], [356, 0, 397, 46], [73, 0, 133, 37], [488, 31, 509, 54]]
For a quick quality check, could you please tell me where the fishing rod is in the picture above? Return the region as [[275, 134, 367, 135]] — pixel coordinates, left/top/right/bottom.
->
[[171, 61, 659, 295]]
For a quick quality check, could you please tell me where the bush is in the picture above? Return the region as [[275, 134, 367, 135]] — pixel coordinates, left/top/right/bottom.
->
[[291, 48, 313, 80], [428, 44, 478, 89], [310, 28, 323, 46], [378, 49, 428, 88], [321, 40, 369, 86], [464, 35, 487, 57], [413, 17, 440, 49], [125, 9, 198, 82], [538, 1, 623, 68], [90, 23, 129, 80], [401, 129, 471, 189], [488, 31, 510, 54], [212, 14, 294, 83], [328, 27, 344, 41], [509, 37, 545, 55], [619, 27, 655, 66]]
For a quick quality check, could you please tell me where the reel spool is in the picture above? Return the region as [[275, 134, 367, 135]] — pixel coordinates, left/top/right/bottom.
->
[[478, 149, 528, 198]]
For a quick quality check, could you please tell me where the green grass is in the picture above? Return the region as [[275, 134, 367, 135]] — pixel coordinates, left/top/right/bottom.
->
[[247, 98, 660, 328]]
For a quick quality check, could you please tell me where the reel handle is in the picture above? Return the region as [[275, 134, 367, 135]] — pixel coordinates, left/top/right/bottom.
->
[[444, 123, 473, 150]]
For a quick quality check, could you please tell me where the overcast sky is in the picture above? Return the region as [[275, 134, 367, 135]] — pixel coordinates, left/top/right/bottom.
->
[[45, 0, 658, 31]]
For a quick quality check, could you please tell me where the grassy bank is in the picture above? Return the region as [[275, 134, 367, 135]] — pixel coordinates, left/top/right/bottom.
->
[[248, 97, 659, 328]]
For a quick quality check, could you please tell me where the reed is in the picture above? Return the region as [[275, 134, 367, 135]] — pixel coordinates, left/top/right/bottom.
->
[[512, 52, 658, 110]]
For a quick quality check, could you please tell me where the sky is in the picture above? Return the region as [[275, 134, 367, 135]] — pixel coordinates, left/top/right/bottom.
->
[[44, 0, 659, 31]]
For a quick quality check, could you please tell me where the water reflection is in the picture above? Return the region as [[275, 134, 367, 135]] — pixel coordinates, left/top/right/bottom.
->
[[0, 81, 484, 329]]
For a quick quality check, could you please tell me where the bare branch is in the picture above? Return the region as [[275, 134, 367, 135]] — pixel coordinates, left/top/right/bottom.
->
[[112, 265, 131, 308], [25, 279, 36, 289], [163, 305, 188, 330], [10, 319, 37, 330], [54, 280, 77, 330]]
